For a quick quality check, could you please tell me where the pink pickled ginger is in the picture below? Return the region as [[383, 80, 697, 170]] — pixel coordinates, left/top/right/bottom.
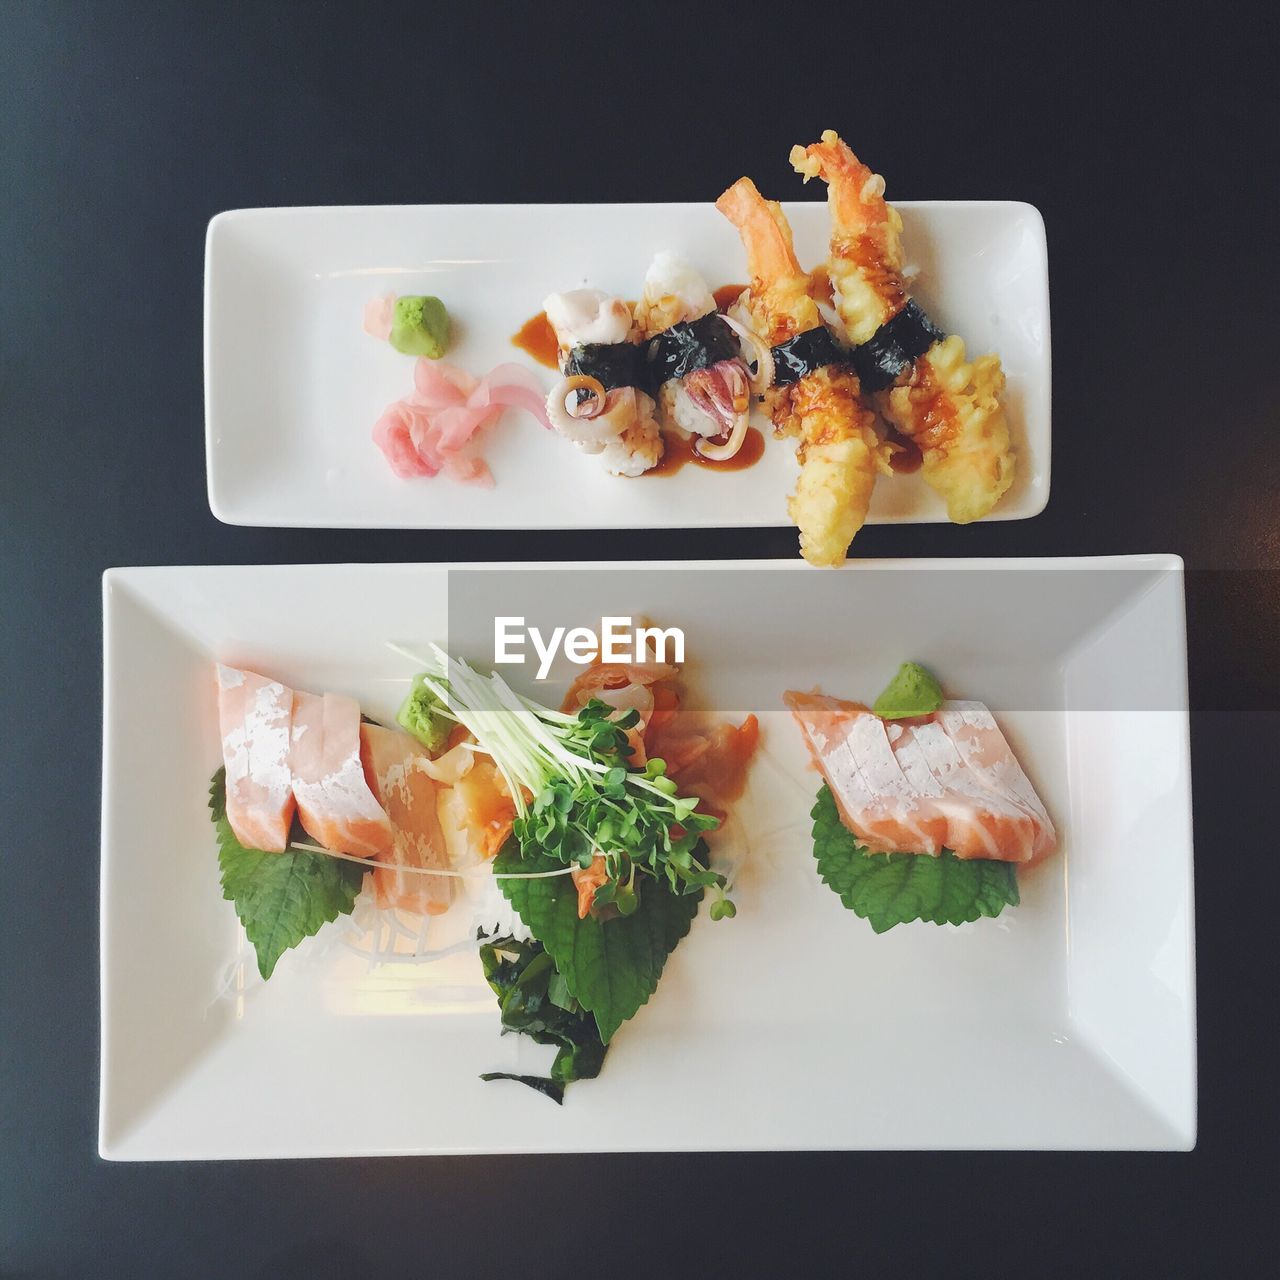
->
[[371, 358, 550, 486], [363, 292, 396, 341]]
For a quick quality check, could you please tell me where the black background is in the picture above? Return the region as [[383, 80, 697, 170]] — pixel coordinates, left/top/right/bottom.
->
[[3, 2, 1278, 1276]]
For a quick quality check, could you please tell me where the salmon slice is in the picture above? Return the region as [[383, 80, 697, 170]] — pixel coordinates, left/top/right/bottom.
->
[[785, 690, 1056, 863], [289, 692, 395, 858], [359, 724, 453, 915], [216, 665, 296, 852]]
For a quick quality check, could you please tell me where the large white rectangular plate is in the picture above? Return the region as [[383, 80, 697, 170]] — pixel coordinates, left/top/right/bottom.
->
[[204, 202, 1050, 528], [100, 558, 1192, 1159]]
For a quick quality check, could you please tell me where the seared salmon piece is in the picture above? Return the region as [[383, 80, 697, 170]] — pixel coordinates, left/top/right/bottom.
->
[[359, 723, 453, 915], [785, 690, 1056, 863], [289, 692, 394, 858], [216, 665, 295, 852]]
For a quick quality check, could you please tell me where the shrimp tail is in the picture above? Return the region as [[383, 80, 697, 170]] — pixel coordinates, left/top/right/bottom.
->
[[715, 178, 805, 286], [716, 178, 819, 347], [790, 130, 907, 345]]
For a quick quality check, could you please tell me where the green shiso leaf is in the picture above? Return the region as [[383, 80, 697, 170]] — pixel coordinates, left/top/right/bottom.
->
[[493, 837, 701, 1043], [810, 783, 1019, 933], [871, 661, 944, 720], [209, 767, 364, 979]]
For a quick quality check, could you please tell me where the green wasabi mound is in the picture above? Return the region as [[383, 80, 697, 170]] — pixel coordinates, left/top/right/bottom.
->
[[396, 674, 452, 753], [872, 661, 943, 720], [389, 295, 450, 358]]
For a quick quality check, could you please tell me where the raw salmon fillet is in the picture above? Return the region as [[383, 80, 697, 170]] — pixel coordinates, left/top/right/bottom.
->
[[786, 690, 1056, 863], [359, 723, 453, 915], [289, 692, 395, 858], [216, 665, 296, 852]]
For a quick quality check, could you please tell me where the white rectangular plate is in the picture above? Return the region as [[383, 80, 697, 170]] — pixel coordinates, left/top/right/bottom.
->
[[100, 558, 1192, 1159], [204, 202, 1050, 528]]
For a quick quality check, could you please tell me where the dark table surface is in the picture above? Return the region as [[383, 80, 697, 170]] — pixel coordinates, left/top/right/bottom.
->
[[3, 2, 1277, 1276]]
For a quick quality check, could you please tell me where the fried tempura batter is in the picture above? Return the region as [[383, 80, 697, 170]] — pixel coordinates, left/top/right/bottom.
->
[[792, 130, 1014, 523], [716, 176, 884, 565]]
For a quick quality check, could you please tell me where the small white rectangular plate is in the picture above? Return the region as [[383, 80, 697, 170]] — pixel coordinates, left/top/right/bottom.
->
[[204, 202, 1050, 528], [100, 558, 1192, 1159]]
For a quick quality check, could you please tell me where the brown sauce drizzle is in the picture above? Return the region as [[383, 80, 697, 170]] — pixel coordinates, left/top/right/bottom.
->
[[511, 311, 559, 369], [832, 233, 907, 313], [896, 361, 957, 453], [712, 283, 749, 312], [646, 426, 766, 477], [886, 429, 922, 474], [807, 267, 835, 309]]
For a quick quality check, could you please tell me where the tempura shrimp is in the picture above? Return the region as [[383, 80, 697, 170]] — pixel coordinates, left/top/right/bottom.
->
[[716, 177, 885, 566], [791, 130, 1015, 524]]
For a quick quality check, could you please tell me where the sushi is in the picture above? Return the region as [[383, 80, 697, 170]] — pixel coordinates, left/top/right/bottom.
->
[[786, 690, 1056, 863], [634, 251, 761, 461], [791, 130, 1015, 524], [541, 288, 664, 476], [716, 177, 888, 566]]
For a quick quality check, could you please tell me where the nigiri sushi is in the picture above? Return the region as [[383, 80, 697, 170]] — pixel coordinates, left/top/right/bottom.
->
[[634, 251, 760, 461], [541, 288, 663, 477], [216, 665, 296, 852], [786, 690, 1056, 863]]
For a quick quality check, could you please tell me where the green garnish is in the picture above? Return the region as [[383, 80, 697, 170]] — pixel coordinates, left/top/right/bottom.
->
[[494, 837, 702, 1043], [872, 661, 944, 720], [209, 768, 363, 978], [810, 783, 1019, 932], [396, 673, 452, 753], [478, 934, 607, 1104], [412, 646, 731, 916], [389, 295, 450, 358]]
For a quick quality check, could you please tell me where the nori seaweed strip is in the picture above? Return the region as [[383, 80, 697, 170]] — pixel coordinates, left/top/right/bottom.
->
[[851, 331, 910, 391], [563, 342, 643, 391], [770, 326, 847, 386], [642, 312, 739, 393], [852, 300, 947, 391], [888, 299, 946, 361]]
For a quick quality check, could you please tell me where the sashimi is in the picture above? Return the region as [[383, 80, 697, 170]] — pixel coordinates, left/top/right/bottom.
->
[[786, 690, 1056, 863], [648, 713, 760, 820], [437, 757, 516, 859], [561, 662, 678, 767], [289, 691, 395, 858], [359, 724, 453, 916], [562, 659, 759, 821], [216, 665, 296, 852]]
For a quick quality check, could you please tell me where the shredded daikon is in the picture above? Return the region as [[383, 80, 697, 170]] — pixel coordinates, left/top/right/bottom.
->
[[287, 841, 573, 879]]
